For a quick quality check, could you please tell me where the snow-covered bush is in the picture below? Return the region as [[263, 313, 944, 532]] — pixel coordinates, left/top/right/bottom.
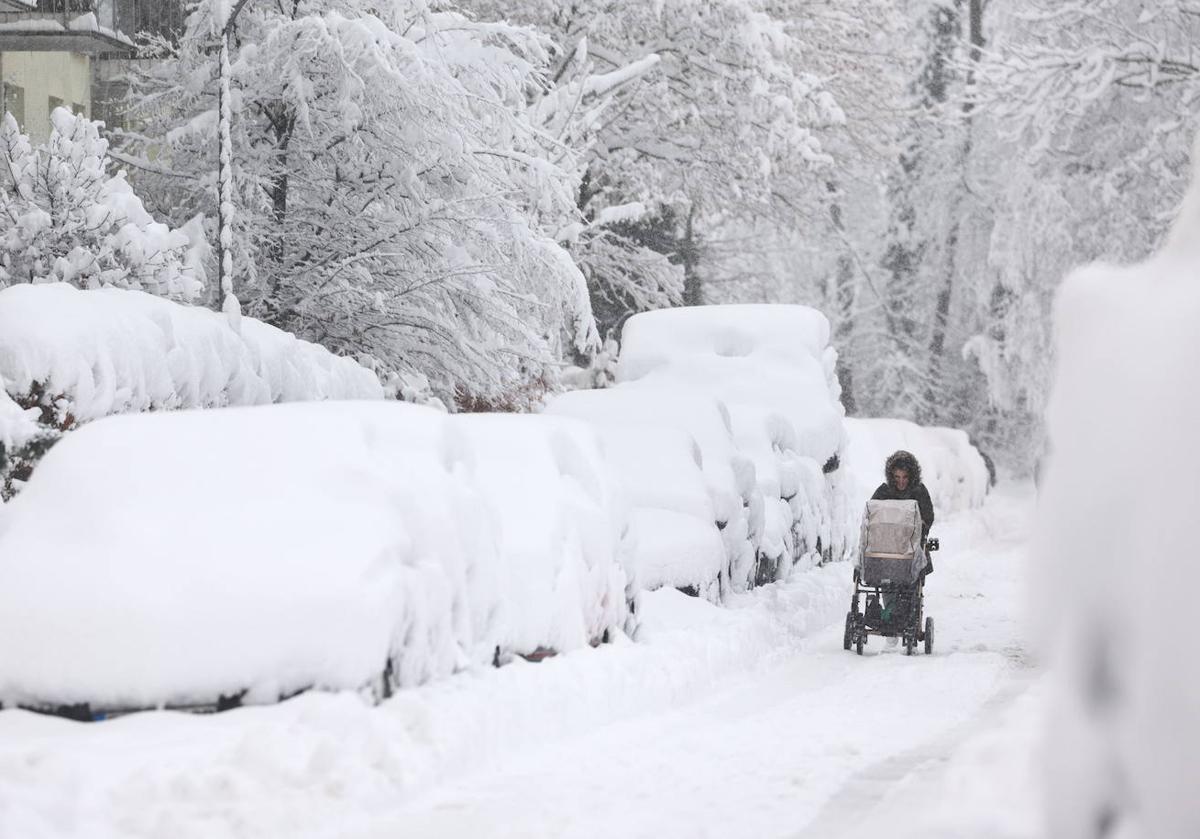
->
[[546, 386, 758, 596], [1033, 141, 1200, 839], [616, 305, 850, 580], [0, 402, 633, 712], [841, 417, 989, 518], [0, 110, 204, 301], [0, 283, 382, 498]]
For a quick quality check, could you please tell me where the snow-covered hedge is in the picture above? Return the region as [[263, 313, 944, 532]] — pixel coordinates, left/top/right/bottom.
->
[[842, 417, 990, 518], [0, 283, 383, 497], [0, 402, 633, 712], [1034, 154, 1200, 838], [545, 387, 743, 598], [0, 283, 383, 419], [616, 305, 851, 582]]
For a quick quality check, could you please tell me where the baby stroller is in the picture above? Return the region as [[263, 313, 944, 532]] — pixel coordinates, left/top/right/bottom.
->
[[843, 499, 939, 656]]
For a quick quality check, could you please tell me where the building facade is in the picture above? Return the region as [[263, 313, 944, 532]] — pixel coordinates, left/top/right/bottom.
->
[[0, 0, 138, 141]]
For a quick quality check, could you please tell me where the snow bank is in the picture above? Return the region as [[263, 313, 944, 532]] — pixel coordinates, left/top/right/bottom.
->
[[544, 388, 732, 596], [0, 402, 632, 711], [616, 305, 849, 578], [842, 417, 989, 517], [0, 283, 383, 423], [0, 564, 854, 839], [1035, 148, 1200, 837]]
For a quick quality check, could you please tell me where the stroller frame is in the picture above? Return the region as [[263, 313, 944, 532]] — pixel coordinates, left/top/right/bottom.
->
[[844, 539, 938, 656]]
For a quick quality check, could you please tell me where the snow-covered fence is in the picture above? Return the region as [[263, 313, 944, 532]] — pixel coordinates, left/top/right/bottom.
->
[[841, 417, 990, 517], [614, 305, 853, 585], [0, 283, 383, 497], [0, 402, 634, 713], [1033, 150, 1200, 839]]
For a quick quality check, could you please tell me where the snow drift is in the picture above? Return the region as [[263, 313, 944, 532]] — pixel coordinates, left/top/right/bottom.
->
[[616, 305, 850, 581], [1035, 141, 1200, 838], [0, 402, 633, 711]]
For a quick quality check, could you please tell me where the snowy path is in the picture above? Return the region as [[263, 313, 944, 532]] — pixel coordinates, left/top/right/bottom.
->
[[0, 486, 1041, 839], [363, 485, 1040, 839]]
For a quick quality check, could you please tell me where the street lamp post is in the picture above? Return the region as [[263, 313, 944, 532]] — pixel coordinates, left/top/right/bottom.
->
[[215, 0, 253, 314]]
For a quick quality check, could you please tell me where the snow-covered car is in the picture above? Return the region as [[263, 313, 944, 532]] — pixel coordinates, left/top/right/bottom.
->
[[545, 387, 735, 599], [616, 304, 853, 581], [547, 386, 758, 597], [0, 402, 633, 717]]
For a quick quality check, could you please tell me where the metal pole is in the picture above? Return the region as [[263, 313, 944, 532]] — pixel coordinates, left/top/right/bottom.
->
[[215, 0, 252, 312], [217, 29, 233, 310]]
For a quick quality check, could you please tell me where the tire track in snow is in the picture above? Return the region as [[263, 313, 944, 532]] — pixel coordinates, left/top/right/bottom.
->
[[792, 659, 1039, 839]]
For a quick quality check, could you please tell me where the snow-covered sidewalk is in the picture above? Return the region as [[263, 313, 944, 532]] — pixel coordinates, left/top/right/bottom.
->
[[0, 485, 1040, 839]]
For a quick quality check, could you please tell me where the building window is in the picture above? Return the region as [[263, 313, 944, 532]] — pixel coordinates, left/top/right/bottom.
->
[[48, 96, 64, 117], [2, 83, 25, 131], [72, 102, 87, 117]]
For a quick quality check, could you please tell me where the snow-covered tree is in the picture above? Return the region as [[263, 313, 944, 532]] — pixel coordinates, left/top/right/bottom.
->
[[124, 0, 599, 407], [0, 108, 204, 300], [948, 0, 1200, 468], [464, 0, 845, 335]]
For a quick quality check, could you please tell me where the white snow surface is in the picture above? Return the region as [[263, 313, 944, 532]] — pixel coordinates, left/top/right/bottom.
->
[[843, 417, 990, 517], [0, 402, 632, 710], [0, 484, 1041, 839], [616, 304, 849, 572], [1035, 152, 1200, 838], [0, 283, 383, 423]]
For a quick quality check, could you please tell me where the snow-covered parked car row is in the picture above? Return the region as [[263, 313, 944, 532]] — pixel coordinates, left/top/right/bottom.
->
[[0, 402, 633, 715], [0, 289, 990, 716], [549, 304, 855, 598]]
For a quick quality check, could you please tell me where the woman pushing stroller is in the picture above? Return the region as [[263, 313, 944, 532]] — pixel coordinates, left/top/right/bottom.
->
[[871, 450, 934, 575], [843, 449, 939, 655]]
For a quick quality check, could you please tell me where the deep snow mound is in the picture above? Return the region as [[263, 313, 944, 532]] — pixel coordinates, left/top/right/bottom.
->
[[1036, 145, 1200, 837], [0, 402, 632, 712]]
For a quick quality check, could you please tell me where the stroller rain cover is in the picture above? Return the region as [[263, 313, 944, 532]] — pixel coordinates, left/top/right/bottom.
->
[[858, 499, 927, 586]]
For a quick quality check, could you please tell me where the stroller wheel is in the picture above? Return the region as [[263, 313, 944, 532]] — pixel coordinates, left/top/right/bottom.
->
[[855, 633, 864, 655], [843, 612, 855, 651], [924, 617, 935, 655]]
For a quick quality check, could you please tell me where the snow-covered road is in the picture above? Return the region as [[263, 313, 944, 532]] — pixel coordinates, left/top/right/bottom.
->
[[0, 486, 1042, 839], [366, 484, 1041, 839]]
